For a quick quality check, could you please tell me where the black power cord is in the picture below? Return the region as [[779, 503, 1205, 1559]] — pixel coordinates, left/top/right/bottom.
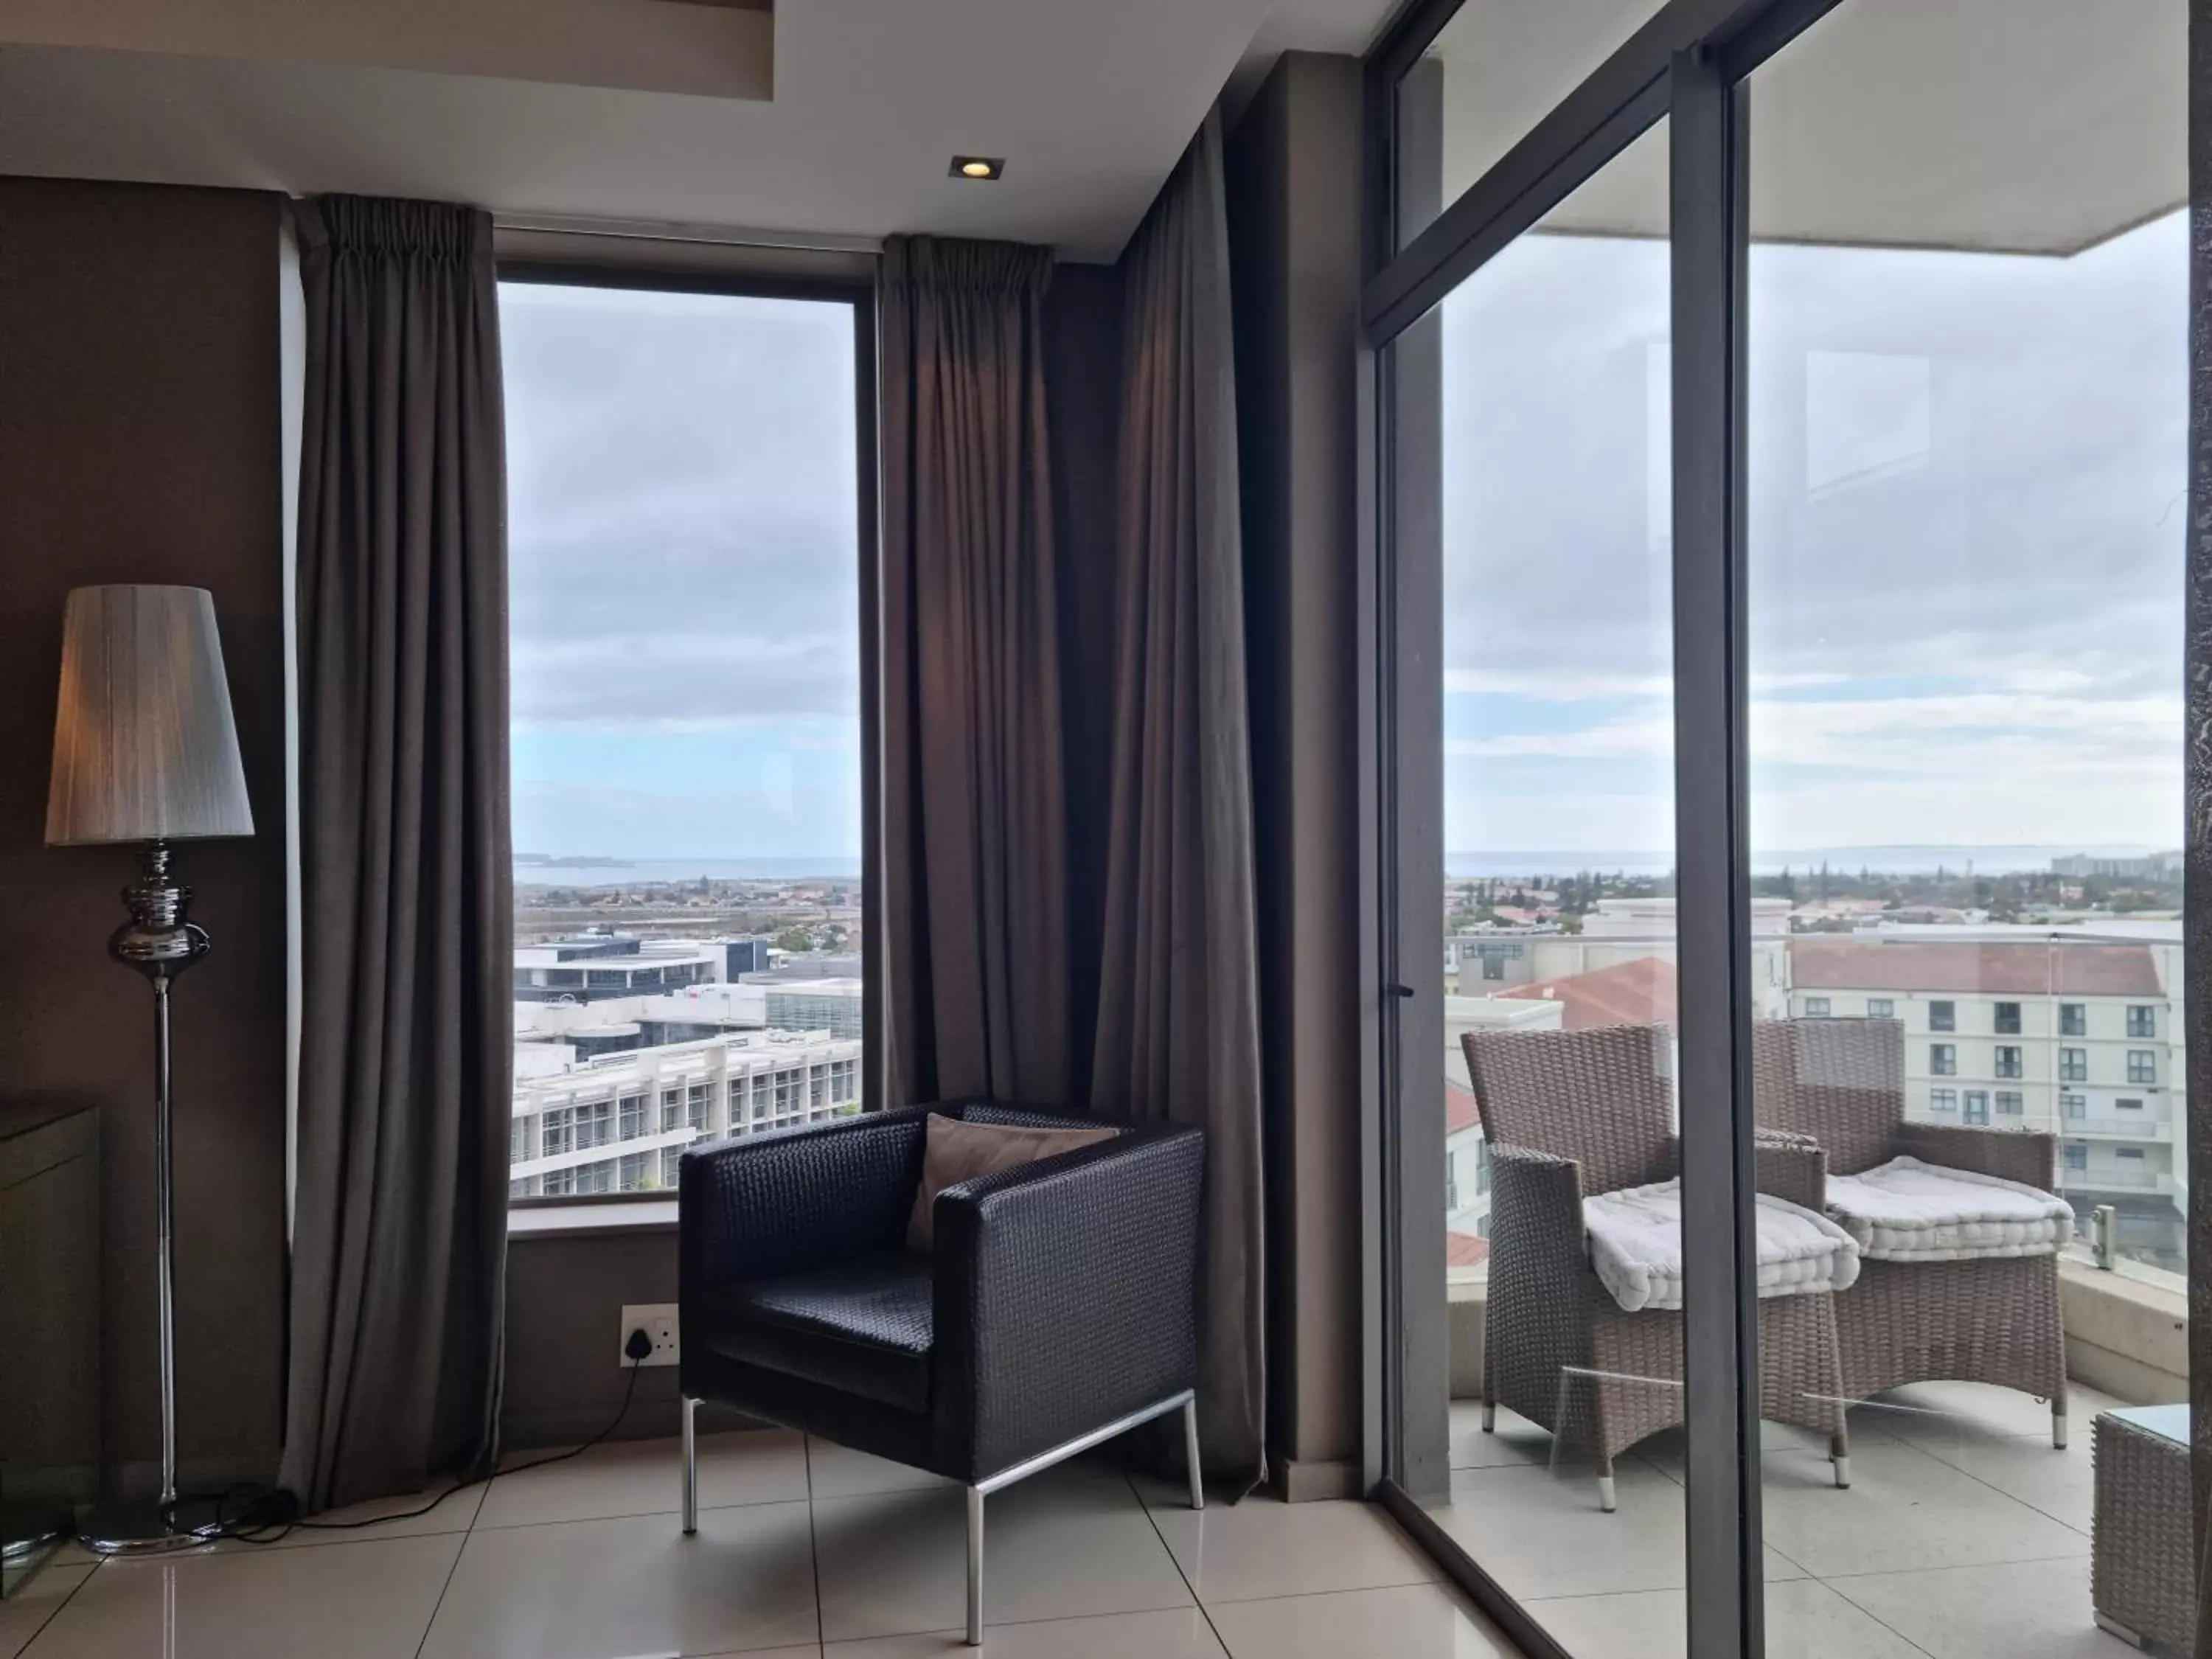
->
[[186, 1337, 655, 1546]]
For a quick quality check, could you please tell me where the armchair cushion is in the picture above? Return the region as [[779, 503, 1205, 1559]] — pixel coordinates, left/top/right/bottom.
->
[[906, 1114, 1119, 1250], [1824, 1155, 2073, 1262], [699, 1251, 934, 1413], [1582, 1179, 1860, 1312]]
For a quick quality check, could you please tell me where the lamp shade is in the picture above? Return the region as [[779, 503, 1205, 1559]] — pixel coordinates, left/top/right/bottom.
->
[[46, 585, 254, 846]]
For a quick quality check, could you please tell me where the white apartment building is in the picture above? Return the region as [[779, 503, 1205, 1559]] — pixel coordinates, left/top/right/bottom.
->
[[1445, 898, 1792, 1020], [1787, 931, 2185, 1265], [508, 1028, 863, 1198]]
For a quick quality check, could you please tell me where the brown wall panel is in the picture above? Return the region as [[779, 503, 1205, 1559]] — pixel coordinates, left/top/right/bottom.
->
[[1225, 54, 1368, 1495], [0, 175, 288, 1493]]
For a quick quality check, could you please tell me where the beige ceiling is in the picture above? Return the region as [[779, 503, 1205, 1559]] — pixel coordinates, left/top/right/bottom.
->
[[1431, 0, 2187, 254], [0, 0, 1402, 262]]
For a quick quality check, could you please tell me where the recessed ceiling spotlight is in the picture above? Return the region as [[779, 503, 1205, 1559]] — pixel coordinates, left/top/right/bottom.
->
[[950, 156, 1004, 181]]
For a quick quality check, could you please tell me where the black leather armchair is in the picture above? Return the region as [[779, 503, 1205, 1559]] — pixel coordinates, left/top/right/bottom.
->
[[677, 1101, 1206, 1645]]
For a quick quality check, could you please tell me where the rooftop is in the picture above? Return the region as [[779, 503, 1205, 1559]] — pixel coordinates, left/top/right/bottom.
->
[[1791, 938, 2166, 997], [1500, 956, 1679, 1032]]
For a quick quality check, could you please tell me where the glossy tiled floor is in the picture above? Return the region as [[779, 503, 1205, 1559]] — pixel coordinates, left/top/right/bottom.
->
[[2, 1431, 1520, 1659], [1427, 1380, 2129, 1659]]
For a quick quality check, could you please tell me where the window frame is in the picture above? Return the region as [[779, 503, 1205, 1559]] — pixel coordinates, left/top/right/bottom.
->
[[1355, 5, 2198, 1658], [1928, 999, 1957, 1032], [1994, 1001, 2022, 1034], [2060, 1001, 2087, 1037], [2061, 1046, 2089, 1083], [501, 255, 882, 1217], [2127, 1049, 2157, 1085]]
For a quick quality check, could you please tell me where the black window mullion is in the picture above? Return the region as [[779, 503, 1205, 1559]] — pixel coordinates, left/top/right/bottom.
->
[[1668, 43, 1763, 1659]]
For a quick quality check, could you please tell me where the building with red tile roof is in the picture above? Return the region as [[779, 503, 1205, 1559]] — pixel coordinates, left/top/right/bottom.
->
[[1498, 955, 1679, 1031]]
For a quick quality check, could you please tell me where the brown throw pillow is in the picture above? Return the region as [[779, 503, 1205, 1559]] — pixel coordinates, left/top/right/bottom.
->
[[906, 1113, 1119, 1251]]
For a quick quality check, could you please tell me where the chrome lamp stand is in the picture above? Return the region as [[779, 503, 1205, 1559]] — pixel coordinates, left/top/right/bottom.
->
[[74, 841, 226, 1555]]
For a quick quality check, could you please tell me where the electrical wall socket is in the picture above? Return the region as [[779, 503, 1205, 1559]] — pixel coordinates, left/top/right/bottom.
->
[[620, 1303, 680, 1368]]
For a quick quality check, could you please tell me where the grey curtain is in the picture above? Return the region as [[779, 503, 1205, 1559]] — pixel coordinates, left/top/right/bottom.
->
[[1091, 110, 1267, 1485], [881, 237, 1074, 1107], [283, 196, 511, 1510]]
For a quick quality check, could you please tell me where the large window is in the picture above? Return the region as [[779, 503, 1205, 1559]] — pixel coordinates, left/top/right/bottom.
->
[[1374, 0, 2191, 1654], [501, 274, 870, 1206]]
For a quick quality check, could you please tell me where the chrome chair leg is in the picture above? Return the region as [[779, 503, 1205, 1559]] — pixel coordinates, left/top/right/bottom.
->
[[1182, 1395, 1204, 1511], [681, 1395, 699, 1535], [965, 1485, 985, 1646]]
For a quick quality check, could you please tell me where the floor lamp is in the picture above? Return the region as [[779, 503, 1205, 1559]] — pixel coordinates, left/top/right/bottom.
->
[[45, 585, 254, 1555]]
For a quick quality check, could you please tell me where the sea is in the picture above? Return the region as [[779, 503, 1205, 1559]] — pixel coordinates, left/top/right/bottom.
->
[[515, 844, 2149, 888], [1442, 845, 2160, 880], [515, 857, 862, 887]]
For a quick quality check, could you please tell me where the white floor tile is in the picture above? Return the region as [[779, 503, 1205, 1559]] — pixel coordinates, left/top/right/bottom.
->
[[1208, 1583, 1520, 1659], [261, 1476, 486, 1547], [1863, 1381, 2120, 1447], [1826, 1557, 2117, 1659], [825, 1606, 1227, 1658], [417, 1500, 818, 1658], [1523, 1579, 1926, 1659], [1900, 1424, 2094, 1535], [21, 1534, 461, 1659], [479, 1427, 807, 1528], [1425, 1463, 1805, 1604], [1447, 1402, 1550, 1471], [0, 1564, 90, 1659], [806, 1437, 957, 1501], [1134, 1484, 1439, 1606], [1756, 1437, 2088, 1579], [812, 1464, 1190, 1643]]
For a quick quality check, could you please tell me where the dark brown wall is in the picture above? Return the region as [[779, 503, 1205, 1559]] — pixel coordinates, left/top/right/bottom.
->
[[502, 1222, 750, 1449], [1225, 54, 1367, 1498], [0, 176, 289, 1494]]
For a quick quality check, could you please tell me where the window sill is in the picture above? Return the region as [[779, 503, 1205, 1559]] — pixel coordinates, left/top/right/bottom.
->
[[508, 1199, 677, 1240]]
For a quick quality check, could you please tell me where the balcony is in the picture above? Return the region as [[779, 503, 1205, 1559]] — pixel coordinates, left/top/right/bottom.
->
[[1434, 1254, 2186, 1658], [2060, 1166, 2177, 1196], [2064, 1113, 2172, 1141]]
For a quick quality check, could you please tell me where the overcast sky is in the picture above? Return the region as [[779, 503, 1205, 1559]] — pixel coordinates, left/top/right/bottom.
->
[[1442, 207, 2186, 860], [502, 282, 859, 863], [499, 206, 2184, 871]]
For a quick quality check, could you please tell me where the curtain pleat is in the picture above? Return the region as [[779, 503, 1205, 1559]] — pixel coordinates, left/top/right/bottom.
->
[[880, 236, 1074, 1108], [1091, 110, 1268, 1486], [282, 194, 510, 1511]]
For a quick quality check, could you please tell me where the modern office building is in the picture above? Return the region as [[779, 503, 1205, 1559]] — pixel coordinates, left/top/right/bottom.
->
[[507, 1028, 863, 1198]]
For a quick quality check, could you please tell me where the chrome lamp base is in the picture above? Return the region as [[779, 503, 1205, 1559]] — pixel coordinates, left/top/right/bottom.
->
[[74, 1496, 226, 1557], [82, 840, 218, 1559]]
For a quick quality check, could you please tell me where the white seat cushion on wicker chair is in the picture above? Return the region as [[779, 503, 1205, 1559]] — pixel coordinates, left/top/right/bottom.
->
[[1582, 1180, 1860, 1313], [1823, 1155, 2073, 1262]]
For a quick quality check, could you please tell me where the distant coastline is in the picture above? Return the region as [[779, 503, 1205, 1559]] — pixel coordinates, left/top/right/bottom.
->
[[1444, 844, 2162, 879], [514, 855, 863, 886]]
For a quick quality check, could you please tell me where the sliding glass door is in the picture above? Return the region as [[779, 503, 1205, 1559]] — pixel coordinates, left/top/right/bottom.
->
[[1368, 2, 2195, 1655], [1741, 3, 2190, 1649]]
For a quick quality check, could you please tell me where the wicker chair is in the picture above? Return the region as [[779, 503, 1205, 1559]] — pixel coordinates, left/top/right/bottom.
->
[[1462, 1024, 1850, 1510], [1751, 1017, 2068, 1447]]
